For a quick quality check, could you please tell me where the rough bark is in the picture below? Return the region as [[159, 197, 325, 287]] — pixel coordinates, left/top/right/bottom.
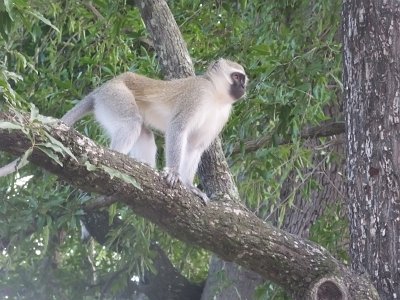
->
[[134, 0, 194, 79], [343, 0, 400, 298], [0, 111, 379, 299]]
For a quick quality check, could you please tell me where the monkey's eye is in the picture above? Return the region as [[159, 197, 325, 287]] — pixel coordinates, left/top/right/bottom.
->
[[232, 73, 243, 83]]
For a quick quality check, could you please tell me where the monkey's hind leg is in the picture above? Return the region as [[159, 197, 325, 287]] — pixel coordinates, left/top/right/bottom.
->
[[94, 85, 143, 155], [129, 126, 157, 168], [188, 185, 209, 204], [109, 123, 141, 155]]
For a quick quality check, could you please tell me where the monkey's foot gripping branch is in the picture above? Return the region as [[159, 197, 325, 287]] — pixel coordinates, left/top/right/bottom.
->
[[163, 168, 209, 204], [163, 167, 182, 187], [187, 185, 209, 205]]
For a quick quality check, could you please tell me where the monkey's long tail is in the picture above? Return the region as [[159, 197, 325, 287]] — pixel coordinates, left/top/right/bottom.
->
[[61, 95, 95, 126], [0, 95, 95, 177]]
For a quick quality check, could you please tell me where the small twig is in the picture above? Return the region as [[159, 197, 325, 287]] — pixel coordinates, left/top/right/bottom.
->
[[83, 1, 105, 21], [231, 120, 345, 155]]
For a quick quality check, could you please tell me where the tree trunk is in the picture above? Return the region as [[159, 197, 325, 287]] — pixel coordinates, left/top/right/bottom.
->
[[343, 0, 400, 298]]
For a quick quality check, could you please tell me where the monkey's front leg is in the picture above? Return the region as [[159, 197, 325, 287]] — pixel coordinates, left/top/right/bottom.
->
[[163, 125, 185, 185], [164, 124, 209, 204]]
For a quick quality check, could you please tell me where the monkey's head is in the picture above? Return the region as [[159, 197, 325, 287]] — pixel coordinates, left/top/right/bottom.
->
[[207, 58, 248, 102]]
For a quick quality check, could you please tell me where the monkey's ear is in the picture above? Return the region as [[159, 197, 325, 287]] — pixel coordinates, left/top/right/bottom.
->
[[209, 58, 226, 72], [208, 59, 220, 72], [216, 58, 227, 67]]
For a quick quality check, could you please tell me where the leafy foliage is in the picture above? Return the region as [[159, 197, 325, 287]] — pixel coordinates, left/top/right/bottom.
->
[[0, 0, 344, 299]]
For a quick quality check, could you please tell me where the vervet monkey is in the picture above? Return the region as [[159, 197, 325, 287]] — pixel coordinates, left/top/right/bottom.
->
[[0, 58, 248, 202]]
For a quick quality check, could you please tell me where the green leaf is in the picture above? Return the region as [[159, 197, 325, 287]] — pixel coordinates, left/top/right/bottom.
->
[[251, 44, 270, 55], [18, 147, 33, 168], [35, 115, 58, 124], [0, 121, 23, 130], [37, 142, 66, 157], [70, 215, 76, 229], [29, 108, 57, 128], [42, 223, 50, 253], [2, 69, 23, 82], [13, 50, 27, 70], [29, 103, 39, 121], [109, 203, 117, 225], [43, 132, 78, 162], [85, 161, 97, 172], [75, 209, 85, 216], [3, 0, 14, 19], [37, 146, 63, 167], [278, 206, 286, 226], [101, 65, 113, 75], [27, 10, 60, 33], [0, 11, 12, 40], [101, 165, 142, 190]]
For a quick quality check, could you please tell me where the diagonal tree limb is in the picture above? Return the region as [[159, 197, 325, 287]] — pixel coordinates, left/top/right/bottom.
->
[[0, 111, 378, 299]]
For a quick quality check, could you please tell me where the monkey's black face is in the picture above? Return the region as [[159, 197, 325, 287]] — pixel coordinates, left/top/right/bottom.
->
[[229, 72, 247, 100]]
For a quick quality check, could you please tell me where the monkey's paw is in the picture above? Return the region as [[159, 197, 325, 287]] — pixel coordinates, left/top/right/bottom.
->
[[163, 168, 182, 188], [188, 185, 209, 205], [163, 168, 209, 204]]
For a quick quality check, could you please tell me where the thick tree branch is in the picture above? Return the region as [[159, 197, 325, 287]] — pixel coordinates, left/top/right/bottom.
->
[[0, 111, 378, 299]]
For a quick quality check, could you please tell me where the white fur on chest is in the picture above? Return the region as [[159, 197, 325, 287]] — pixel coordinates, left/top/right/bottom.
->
[[187, 101, 232, 150]]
